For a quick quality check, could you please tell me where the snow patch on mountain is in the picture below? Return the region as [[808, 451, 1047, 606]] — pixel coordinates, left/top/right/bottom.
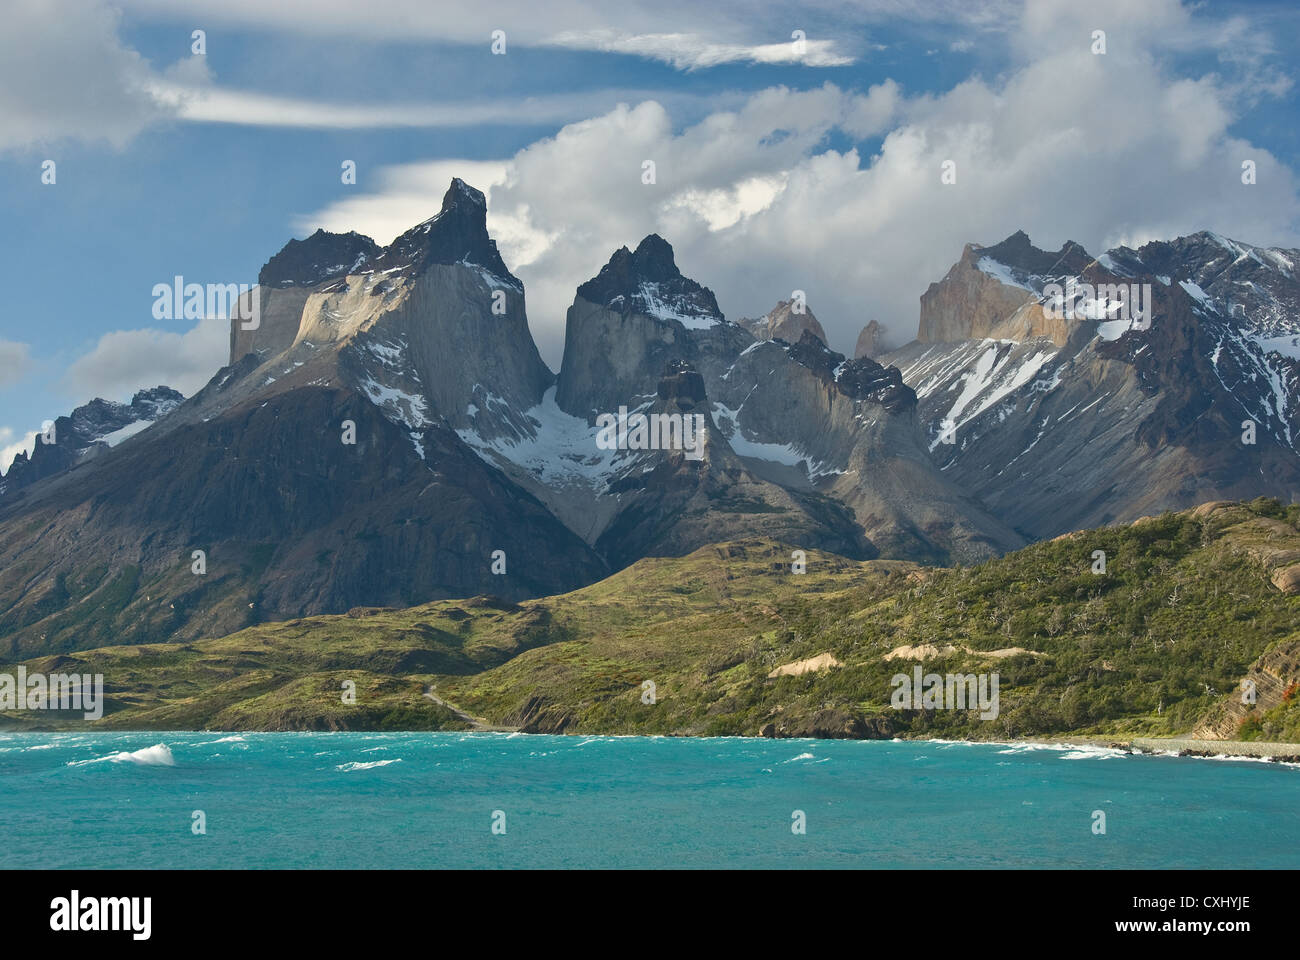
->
[[99, 419, 157, 447], [712, 401, 844, 480], [457, 386, 622, 489], [976, 256, 1038, 292], [931, 342, 1058, 448], [617, 281, 721, 330]]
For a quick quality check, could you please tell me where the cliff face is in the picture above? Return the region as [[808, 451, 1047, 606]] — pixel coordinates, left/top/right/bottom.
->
[[854, 319, 883, 359], [917, 232, 1090, 346], [1193, 639, 1300, 740], [231, 229, 382, 363], [555, 234, 737, 418]]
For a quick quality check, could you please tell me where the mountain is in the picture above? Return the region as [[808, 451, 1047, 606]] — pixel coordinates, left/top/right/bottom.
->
[[462, 233, 1021, 566], [0, 386, 183, 497], [0, 180, 605, 657], [8, 177, 1300, 664], [882, 229, 1300, 540], [1, 178, 1017, 660]]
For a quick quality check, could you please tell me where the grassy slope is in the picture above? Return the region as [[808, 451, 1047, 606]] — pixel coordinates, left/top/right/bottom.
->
[[3, 499, 1299, 738]]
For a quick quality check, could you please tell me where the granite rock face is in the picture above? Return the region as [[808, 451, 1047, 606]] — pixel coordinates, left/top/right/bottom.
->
[[917, 231, 1089, 346], [854, 319, 883, 359], [739, 298, 828, 346]]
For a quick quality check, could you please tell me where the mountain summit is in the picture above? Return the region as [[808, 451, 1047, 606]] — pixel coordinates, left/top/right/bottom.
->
[[574, 234, 723, 327], [369, 177, 515, 282]]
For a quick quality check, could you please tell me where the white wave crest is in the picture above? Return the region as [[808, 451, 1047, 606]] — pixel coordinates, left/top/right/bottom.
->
[[336, 759, 403, 771], [68, 743, 176, 767]]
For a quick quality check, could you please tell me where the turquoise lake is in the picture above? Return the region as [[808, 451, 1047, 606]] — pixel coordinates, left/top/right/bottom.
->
[[1, 732, 1295, 869]]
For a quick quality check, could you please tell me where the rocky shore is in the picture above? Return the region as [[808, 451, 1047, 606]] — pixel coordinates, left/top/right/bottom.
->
[[1128, 737, 1300, 762]]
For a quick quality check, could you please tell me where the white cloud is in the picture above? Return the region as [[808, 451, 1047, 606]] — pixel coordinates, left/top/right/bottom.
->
[[0, 0, 169, 152], [293, 4, 1300, 369], [147, 79, 713, 130], [545, 30, 853, 70], [0, 341, 31, 388], [119, 0, 874, 67], [1, 0, 743, 153], [63, 315, 228, 402], [0, 427, 38, 475]]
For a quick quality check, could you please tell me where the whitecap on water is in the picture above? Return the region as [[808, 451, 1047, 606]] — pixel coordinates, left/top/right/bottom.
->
[[67, 744, 176, 767], [336, 759, 402, 772]]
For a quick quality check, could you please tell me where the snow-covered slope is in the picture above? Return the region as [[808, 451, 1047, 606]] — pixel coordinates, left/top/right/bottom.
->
[[883, 230, 1300, 538]]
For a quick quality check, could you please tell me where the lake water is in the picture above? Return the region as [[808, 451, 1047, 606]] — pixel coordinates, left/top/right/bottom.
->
[[1, 731, 1295, 869]]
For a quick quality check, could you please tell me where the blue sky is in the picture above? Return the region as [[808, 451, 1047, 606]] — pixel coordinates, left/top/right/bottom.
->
[[3, 0, 1300, 469]]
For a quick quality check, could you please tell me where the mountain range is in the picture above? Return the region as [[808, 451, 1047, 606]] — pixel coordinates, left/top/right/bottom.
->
[[3, 177, 1300, 661]]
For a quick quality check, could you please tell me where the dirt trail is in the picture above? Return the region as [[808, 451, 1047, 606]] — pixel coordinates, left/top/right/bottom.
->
[[423, 686, 518, 732]]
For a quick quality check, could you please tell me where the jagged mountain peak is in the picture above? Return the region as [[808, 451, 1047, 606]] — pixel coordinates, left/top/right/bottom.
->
[[582, 234, 682, 291], [855, 319, 883, 358], [973, 231, 1092, 276], [259, 229, 380, 288], [920, 231, 1102, 344], [0, 384, 185, 493], [785, 330, 914, 412], [575, 234, 722, 327], [370, 178, 516, 282], [447, 176, 487, 206], [128, 385, 186, 418], [59, 385, 184, 440]]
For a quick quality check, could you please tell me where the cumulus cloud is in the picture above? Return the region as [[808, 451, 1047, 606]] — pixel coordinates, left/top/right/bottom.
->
[[0, 0, 169, 152], [0, 341, 31, 388], [63, 315, 228, 402], [300, 5, 1300, 367]]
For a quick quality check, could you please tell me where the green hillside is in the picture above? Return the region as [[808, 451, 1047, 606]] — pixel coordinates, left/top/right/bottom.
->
[[4, 499, 1299, 741]]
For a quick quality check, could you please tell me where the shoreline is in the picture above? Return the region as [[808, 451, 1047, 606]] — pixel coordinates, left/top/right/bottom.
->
[[4, 726, 1300, 761], [1127, 737, 1300, 762], [1009, 735, 1300, 762]]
